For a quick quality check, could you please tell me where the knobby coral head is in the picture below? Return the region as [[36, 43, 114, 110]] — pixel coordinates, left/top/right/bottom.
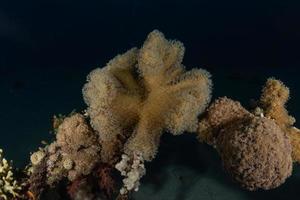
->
[[198, 96, 293, 190], [83, 30, 212, 163]]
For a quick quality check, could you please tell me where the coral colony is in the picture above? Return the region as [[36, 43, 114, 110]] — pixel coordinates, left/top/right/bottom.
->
[[0, 30, 300, 200]]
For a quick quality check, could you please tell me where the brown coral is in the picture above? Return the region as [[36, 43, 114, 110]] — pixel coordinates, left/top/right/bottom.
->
[[83, 30, 212, 162], [56, 113, 99, 152], [29, 156, 48, 200], [67, 178, 96, 200], [197, 97, 293, 190], [287, 128, 300, 163], [197, 97, 250, 145], [45, 113, 101, 185], [217, 116, 293, 190], [259, 78, 300, 163], [97, 163, 117, 199]]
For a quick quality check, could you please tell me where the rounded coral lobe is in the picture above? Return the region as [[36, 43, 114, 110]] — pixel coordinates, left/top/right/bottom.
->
[[56, 113, 98, 151], [217, 116, 293, 190], [197, 97, 251, 145], [206, 97, 250, 128]]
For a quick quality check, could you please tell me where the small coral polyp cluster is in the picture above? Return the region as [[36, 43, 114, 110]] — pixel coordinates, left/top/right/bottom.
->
[[1, 31, 300, 200]]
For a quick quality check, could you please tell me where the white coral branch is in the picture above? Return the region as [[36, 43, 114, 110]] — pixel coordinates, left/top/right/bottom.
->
[[115, 152, 146, 194]]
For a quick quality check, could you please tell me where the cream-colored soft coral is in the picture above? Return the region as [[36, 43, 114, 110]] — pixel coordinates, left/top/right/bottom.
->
[[83, 30, 212, 163], [82, 48, 142, 164], [260, 78, 300, 163]]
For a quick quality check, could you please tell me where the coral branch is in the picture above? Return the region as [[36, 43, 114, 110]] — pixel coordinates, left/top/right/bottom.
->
[[0, 149, 24, 199]]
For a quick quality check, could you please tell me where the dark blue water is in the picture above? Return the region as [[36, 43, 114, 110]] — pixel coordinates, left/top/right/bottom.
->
[[1, 0, 300, 70]]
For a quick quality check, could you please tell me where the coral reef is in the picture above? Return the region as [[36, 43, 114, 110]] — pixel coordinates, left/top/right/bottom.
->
[[2, 31, 300, 199]]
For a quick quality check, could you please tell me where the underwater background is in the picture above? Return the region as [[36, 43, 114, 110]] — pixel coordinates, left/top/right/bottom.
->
[[0, 0, 299, 199]]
